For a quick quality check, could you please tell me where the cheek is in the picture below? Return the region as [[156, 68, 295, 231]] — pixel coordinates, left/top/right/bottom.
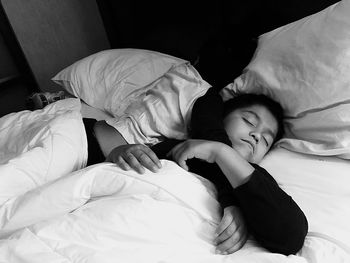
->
[[225, 121, 248, 138]]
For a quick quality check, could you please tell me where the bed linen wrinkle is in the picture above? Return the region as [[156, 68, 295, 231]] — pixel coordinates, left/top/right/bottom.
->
[[0, 98, 88, 206], [0, 161, 306, 263], [307, 232, 350, 254], [106, 63, 211, 146]]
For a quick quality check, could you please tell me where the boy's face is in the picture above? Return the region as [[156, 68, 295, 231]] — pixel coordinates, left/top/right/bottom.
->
[[223, 104, 278, 164]]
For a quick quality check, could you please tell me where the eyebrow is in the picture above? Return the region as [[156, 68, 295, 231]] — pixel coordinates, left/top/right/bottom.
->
[[244, 110, 276, 139]]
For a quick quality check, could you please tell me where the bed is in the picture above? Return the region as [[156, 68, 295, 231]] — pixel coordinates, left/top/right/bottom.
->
[[1, 0, 350, 262]]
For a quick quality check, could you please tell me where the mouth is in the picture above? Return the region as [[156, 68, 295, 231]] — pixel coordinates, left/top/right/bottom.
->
[[242, 139, 255, 153]]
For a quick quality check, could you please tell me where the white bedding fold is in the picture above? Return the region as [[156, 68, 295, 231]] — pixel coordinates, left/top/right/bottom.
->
[[0, 161, 305, 263], [0, 98, 87, 206], [0, 161, 220, 238]]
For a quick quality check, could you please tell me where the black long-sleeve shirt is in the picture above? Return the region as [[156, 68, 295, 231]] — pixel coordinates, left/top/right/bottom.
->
[[151, 88, 308, 255]]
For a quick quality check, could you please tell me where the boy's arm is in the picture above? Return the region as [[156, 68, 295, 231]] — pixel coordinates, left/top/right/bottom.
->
[[170, 140, 308, 255], [206, 142, 308, 255], [151, 139, 239, 208], [94, 120, 128, 157], [190, 88, 232, 146], [189, 89, 239, 206], [216, 144, 308, 254], [233, 163, 308, 255], [170, 140, 254, 188]]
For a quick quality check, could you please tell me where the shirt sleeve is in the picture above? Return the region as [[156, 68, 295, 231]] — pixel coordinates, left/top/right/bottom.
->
[[150, 139, 183, 159], [188, 88, 237, 207], [190, 87, 232, 146], [233, 163, 308, 255], [188, 160, 308, 255]]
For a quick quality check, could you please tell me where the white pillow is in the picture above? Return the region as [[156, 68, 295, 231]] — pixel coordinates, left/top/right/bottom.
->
[[106, 63, 211, 146], [220, 0, 350, 159], [52, 48, 187, 116]]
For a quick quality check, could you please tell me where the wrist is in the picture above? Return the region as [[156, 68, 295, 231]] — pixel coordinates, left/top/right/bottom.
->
[[213, 142, 233, 162], [212, 143, 255, 188]]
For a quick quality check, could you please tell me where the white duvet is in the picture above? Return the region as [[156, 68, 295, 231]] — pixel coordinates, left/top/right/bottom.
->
[[0, 98, 87, 206], [0, 99, 349, 263]]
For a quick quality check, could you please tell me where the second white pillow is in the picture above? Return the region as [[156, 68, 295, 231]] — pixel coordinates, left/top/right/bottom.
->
[[52, 48, 187, 116]]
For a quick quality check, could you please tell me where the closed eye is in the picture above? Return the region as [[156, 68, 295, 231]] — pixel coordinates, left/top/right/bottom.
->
[[243, 117, 255, 127], [263, 136, 269, 147], [263, 135, 274, 147]]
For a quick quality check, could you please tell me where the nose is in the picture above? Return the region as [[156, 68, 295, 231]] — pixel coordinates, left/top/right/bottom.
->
[[251, 132, 261, 143]]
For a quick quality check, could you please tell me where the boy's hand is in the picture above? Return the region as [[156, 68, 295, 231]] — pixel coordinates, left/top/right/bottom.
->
[[214, 206, 248, 255], [106, 144, 162, 174], [167, 139, 225, 170]]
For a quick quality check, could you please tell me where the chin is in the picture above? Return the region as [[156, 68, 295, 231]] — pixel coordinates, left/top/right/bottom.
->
[[234, 147, 252, 162]]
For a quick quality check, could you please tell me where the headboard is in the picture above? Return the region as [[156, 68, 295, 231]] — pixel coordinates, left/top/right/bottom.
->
[[1, 0, 110, 92]]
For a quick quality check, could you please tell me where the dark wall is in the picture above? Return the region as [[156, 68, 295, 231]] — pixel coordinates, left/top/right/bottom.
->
[[97, 0, 339, 89], [96, 1, 223, 61], [0, 4, 36, 116]]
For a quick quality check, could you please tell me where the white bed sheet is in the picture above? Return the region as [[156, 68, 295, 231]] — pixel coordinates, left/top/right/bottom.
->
[[261, 148, 350, 262]]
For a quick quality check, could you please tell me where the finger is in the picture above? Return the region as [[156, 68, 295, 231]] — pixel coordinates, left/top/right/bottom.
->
[[175, 147, 194, 171], [216, 232, 246, 255], [215, 210, 235, 238], [123, 152, 145, 174], [214, 220, 238, 245], [136, 150, 160, 173], [218, 228, 248, 255], [225, 233, 248, 254], [166, 144, 189, 170], [115, 156, 131, 171], [173, 151, 189, 170], [177, 159, 189, 171], [142, 147, 162, 169], [166, 142, 183, 158]]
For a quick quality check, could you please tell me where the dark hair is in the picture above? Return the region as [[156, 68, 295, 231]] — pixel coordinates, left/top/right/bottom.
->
[[223, 93, 284, 143]]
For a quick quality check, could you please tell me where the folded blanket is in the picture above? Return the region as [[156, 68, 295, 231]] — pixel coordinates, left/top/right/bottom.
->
[[0, 98, 87, 205]]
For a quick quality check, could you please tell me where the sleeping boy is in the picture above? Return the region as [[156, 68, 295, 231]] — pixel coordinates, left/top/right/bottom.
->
[[83, 88, 308, 256]]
